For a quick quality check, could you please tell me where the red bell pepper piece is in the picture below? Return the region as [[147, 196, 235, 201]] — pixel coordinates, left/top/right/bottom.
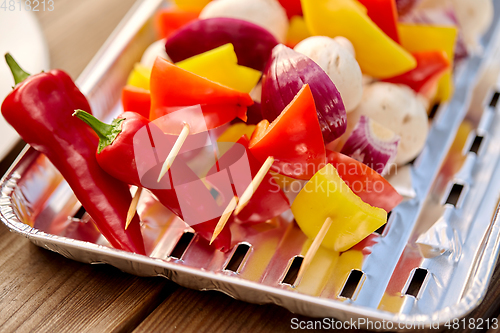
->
[[122, 85, 151, 119], [209, 136, 290, 224], [149, 57, 253, 128], [382, 50, 450, 99], [1, 54, 145, 254], [277, 0, 303, 19], [249, 84, 326, 180], [73, 110, 232, 251], [155, 7, 200, 39], [357, 0, 400, 43], [327, 150, 403, 212]]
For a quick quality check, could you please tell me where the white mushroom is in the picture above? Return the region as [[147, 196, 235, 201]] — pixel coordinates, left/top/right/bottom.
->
[[294, 36, 363, 112], [333, 36, 355, 57], [350, 82, 429, 165], [140, 39, 171, 68], [199, 0, 289, 43]]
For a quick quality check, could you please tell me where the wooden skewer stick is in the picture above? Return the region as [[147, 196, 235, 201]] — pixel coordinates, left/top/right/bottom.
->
[[125, 187, 143, 230], [157, 122, 190, 182], [295, 217, 333, 285], [210, 196, 238, 245], [234, 156, 274, 215]]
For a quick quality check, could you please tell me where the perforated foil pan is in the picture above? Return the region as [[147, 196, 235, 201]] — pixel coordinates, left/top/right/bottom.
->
[[3, 0, 500, 329]]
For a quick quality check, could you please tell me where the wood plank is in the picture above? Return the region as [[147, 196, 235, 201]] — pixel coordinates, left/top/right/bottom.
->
[[132, 288, 364, 333], [0, 223, 178, 332]]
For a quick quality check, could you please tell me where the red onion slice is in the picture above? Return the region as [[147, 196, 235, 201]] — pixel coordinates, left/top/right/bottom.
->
[[261, 44, 346, 143], [340, 115, 400, 174], [165, 18, 278, 71]]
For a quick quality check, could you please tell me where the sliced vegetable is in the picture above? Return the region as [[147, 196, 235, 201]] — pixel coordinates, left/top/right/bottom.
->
[[121, 86, 151, 119], [173, 0, 211, 11], [149, 57, 253, 128], [126, 63, 151, 91], [209, 136, 290, 224], [382, 50, 450, 99], [217, 123, 256, 144], [357, 0, 400, 43], [291, 164, 387, 252], [349, 82, 428, 165], [261, 44, 346, 143], [340, 115, 400, 175], [249, 84, 326, 180], [327, 150, 403, 212], [398, 23, 457, 102], [176, 43, 261, 93], [293, 36, 363, 111], [199, 0, 289, 42], [165, 18, 279, 71], [154, 7, 200, 39], [278, 0, 303, 19], [285, 16, 311, 48], [301, 0, 416, 78]]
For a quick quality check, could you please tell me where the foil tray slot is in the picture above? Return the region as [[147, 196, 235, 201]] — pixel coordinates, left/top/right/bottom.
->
[[72, 205, 86, 220], [489, 91, 499, 108], [468, 134, 485, 155], [224, 242, 251, 273], [428, 103, 441, 121], [375, 211, 393, 236], [281, 255, 304, 286], [444, 183, 466, 208], [339, 270, 365, 299], [169, 231, 195, 260], [403, 268, 429, 298]]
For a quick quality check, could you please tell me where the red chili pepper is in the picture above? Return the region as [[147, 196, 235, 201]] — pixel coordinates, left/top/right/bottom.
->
[[149, 57, 253, 127], [209, 135, 289, 224], [249, 84, 326, 180], [155, 7, 200, 39], [1, 54, 146, 254], [327, 150, 403, 212], [73, 110, 232, 251], [122, 85, 151, 119], [382, 50, 450, 99], [357, 0, 400, 43]]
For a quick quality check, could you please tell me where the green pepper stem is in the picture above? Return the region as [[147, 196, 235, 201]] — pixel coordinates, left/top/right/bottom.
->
[[73, 109, 124, 153], [5, 53, 30, 85]]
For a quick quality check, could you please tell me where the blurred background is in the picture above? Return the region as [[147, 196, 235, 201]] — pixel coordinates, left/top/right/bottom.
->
[[0, 0, 136, 172]]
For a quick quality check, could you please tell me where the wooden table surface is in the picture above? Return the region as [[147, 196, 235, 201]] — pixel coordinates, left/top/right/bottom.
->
[[1, 1, 500, 332]]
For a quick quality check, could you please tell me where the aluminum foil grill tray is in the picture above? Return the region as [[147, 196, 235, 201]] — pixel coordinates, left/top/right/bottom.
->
[[2, 0, 500, 329]]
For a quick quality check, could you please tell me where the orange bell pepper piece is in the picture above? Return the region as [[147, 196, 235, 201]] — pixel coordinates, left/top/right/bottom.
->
[[149, 57, 253, 128], [155, 7, 200, 39], [121, 85, 151, 119], [249, 84, 325, 180]]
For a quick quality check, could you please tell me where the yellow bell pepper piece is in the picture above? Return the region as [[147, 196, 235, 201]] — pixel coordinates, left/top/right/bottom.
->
[[174, 0, 211, 11], [217, 123, 256, 144], [398, 23, 458, 102], [291, 164, 386, 252], [216, 123, 256, 155], [301, 0, 416, 78], [126, 63, 152, 91], [286, 16, 311, 48], [176, 43, 261, 93]]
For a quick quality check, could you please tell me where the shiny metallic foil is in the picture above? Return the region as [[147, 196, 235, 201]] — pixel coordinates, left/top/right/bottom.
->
[[2, 0, 500, 329]]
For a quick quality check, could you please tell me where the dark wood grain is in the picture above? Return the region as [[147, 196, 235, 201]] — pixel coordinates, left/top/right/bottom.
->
[[1, 1, 499, 333], [0, 223, 177, 333], [132, 288, 364, 333]]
